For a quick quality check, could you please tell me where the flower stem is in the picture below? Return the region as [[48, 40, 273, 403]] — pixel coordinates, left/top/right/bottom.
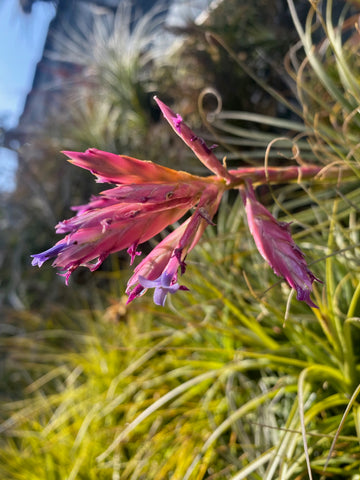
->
[[225, 164, 353, 188]]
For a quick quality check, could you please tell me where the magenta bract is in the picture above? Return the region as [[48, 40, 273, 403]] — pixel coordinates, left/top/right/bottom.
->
[[243, 181, 320, 308]]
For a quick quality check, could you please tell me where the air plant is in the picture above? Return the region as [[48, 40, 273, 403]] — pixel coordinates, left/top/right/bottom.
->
[[31, 97, 344, 308]]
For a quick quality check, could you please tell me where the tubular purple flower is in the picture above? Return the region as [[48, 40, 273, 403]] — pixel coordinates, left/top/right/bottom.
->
[[242, 181, 320, 308], [31, 243, 68, 268], [138, 273, 184, 307]]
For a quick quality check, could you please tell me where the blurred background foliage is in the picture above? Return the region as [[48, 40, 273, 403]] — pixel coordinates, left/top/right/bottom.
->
[[1, 0, 360, 478]]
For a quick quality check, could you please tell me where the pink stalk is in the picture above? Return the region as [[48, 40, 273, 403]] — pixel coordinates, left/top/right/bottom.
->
[[227, 164, 352, 188]]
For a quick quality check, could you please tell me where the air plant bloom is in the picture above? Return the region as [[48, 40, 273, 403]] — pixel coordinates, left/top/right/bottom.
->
[[32, 96, 321, 307], [32, 98, 227, 305], [242, 181, 320, 308]]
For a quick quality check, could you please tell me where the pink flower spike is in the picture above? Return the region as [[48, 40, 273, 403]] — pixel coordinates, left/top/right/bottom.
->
[[31, 162, 220, 286], [243, 182, 320, 308], [32, 144, 225, 302], [154, 96, 234, 183]]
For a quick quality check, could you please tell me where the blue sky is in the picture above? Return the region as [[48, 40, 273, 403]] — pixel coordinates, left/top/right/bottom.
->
[[0, 0, 55, 191]]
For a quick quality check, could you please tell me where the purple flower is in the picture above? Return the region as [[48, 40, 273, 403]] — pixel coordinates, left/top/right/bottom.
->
[[138, 272, 184, 306], [31, 243, 68, 267]]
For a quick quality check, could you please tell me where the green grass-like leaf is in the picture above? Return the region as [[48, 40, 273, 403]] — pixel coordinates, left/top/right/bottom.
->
[[2, 172, 360, 478]]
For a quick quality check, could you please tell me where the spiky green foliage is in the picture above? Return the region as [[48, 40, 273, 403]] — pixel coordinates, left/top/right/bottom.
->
[[286, 0, 360, 170], [47, 1, 167, 152], [1, 182, 360, 479]]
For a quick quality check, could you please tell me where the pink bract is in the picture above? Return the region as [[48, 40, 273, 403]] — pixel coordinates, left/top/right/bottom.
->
[[243, 181, 320, 308]]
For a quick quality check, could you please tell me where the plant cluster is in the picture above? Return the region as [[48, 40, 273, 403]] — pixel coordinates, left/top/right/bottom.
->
[[1, 0, 360, 479]]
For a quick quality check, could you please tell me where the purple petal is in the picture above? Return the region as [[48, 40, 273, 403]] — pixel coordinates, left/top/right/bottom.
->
[[138, 272, 182, 306], [31, 243, 67, 267], [138, 275, 161, 289], [153, 287, 168, 306]]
